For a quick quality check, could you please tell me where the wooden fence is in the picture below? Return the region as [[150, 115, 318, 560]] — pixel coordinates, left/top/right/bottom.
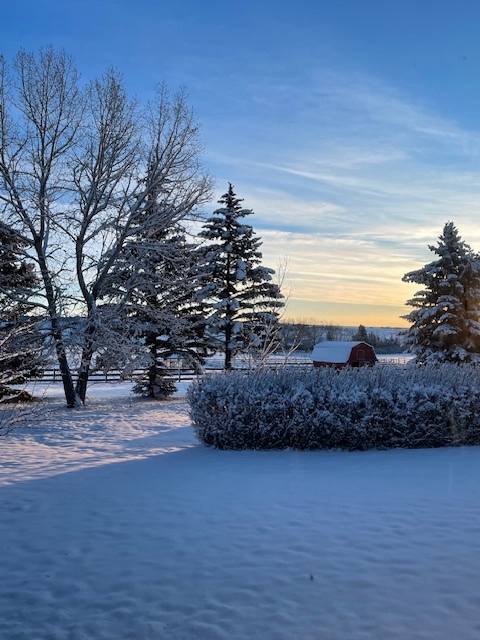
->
[[39, 369, 196, 383], [39, 356, 411, 384]]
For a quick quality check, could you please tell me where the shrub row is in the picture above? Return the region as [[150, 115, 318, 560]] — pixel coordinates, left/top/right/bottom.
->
[[187, 365, 480, 451]]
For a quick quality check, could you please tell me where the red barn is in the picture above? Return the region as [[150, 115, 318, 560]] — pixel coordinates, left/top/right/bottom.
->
[[311, 341, 377, 369]]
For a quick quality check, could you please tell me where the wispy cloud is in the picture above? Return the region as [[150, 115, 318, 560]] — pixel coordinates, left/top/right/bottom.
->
[[201, 66, 480, 325], [259, 230, 417, 307]]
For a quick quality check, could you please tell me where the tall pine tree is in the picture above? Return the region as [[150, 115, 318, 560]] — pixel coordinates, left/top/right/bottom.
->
[[402, 221, 480, 363], [199, 184, 284, 369]]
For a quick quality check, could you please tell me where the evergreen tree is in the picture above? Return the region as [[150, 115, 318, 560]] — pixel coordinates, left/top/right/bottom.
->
[[0, 225, 44, 397], [0, 226, 37, 314], [199, 184, 284, 369], [352, 324, 369, 342], [131, 231, 212, 399], [98, 211, 212, 398], [402, 222, 480, 363]]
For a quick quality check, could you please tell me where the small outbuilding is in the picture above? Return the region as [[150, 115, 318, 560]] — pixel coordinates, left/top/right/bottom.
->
[[311, 341, 377, 369]]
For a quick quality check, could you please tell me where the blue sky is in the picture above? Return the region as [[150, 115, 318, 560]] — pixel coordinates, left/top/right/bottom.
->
[[3, 0, 480, 326]]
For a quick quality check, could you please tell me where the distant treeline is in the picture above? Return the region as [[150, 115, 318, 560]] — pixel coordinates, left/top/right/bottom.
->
[[279, 321, 405, 354]]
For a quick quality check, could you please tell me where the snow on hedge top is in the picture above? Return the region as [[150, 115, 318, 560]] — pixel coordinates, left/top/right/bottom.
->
[[311, 341, 369, 363]]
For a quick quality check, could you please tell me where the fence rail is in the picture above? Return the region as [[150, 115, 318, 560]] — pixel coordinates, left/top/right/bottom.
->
[[40, 368, 219, 383], [40, 369, 148, 383], [377, 357, 412, 366]]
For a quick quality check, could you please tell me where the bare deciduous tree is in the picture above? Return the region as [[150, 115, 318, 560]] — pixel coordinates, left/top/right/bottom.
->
[[0, 48, 213, 406], [0, 48, 81, 406]]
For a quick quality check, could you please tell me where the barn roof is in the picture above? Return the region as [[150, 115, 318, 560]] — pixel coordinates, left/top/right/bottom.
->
[[311, 341, 372, 363]]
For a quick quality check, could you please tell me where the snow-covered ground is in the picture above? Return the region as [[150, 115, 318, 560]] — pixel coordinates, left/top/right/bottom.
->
[[2, 381, 480, 639]]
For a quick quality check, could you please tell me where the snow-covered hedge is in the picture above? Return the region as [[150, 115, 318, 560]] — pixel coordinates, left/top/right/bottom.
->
[[188, 365, 480, 450]]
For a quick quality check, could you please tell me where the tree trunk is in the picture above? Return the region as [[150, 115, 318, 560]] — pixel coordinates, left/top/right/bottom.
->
[[52, 322, 77, 408], [35, 240, 77, 407], [225, 321, 232, 370], [75, 319, 96, 404], [75, 363, 90, 405], [147, 331, 158, 398]]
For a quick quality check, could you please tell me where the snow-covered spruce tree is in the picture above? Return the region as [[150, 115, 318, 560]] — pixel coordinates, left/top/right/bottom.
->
[[98, 213, 213, 399], [132, 239, 212, 399], [0, 48, 212, 406], [0, 225, 38, 317], [0, 225, 44, 401], [402, 222, 480, 363], [199, 184, 284, 370]]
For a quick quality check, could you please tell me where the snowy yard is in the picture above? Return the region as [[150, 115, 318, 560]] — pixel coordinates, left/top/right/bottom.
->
[[2, 383, 480, 639]]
